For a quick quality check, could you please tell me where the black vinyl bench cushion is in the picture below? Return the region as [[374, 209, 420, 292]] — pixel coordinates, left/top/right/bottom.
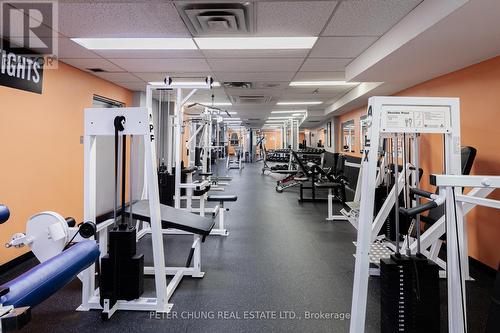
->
[[273, 170, 299, 175], [198, 172, 213, 177], [207, 195, 238, 202], [130, 200, 215, 236]]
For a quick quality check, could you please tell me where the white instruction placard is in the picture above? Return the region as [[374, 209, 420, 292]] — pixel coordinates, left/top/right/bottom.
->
[[380, 105, 451, 133]]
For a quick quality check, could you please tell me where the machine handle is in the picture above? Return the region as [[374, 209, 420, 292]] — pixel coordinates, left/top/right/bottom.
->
[[0, 287, 10, 297], [410, 188, 434, 199], [400, 201, 438, 217], [65, 217, 76, 227]]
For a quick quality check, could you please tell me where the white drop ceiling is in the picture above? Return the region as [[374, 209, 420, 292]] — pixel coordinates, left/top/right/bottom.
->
[[12, 0, 500, 127]]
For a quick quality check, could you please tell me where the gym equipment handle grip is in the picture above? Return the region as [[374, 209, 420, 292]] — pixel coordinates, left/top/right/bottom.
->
[[410, 188, 434, 199], [400, 201, 438, 217]]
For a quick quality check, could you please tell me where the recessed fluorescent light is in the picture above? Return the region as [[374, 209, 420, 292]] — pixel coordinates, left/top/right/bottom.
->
[[148, 81, 221, 87], [268, 116, 294, 119], [271, 110, 307, 114], [194, 37, 317, 50], [227, 111, 237, 115], [289, 81, 358, 86], [265, 120, 286, 123], [71, 38, 197, 50], [276, 101, 322, 106], [194, 102, 232, 106], [292, 113, 303, 116]]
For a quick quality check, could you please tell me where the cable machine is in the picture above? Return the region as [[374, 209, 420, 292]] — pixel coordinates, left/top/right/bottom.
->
[[349, 96, 466, 332]]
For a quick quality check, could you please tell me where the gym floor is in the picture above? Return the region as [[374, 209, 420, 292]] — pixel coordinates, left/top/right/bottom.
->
[[0, 163, 494, 332]]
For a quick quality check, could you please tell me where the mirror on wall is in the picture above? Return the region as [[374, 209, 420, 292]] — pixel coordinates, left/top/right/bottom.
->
[[341, 119, 355, 153], [360, 115, 369, 153]]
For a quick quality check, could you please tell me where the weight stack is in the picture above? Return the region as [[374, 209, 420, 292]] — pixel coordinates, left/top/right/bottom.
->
[[380, 254, 440, 333], [100, 225, 144, 306], [158, 170, 175, 207], [412, 255, 440, 332]]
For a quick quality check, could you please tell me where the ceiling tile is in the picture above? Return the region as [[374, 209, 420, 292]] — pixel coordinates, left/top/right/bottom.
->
[[309, 37, 378, 58], [60, 58, 123, 72], [202, 49, 310, 59], [92, 72, 142, 83], [115, 81, 148, 92], [293, 71, 345, 81], [59, 1, 190, 37], [279, 93, 336, 102], [323, 0, 422, 36], [288, 85, 356, 94], [216, 72, 297, 82], [256, 1, 337, 36], [208, 58, 304, 72], [108, 59, 211, 72], [93, 50, 205, 59], [300, 58, 352, 71], [58, 37, 100, 58], [224, 88, 285, 97]]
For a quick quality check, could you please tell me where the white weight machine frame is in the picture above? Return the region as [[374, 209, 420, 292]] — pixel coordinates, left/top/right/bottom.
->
[[80, 107, 172, 317], [349, 96, 466, 332], [226, 125, 247, 171], [142, 79, 230, 237], [145, 79, 213, 210]]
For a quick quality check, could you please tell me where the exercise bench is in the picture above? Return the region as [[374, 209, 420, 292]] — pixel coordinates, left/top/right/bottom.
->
[[314, 182, 349, 221], [207, 194, 238, 236]]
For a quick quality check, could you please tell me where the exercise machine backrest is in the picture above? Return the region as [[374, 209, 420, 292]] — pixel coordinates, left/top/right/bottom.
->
[[425, 146, 477, 224]]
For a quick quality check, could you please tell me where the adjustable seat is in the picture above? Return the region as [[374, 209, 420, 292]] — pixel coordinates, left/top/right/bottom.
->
[[206, 194, 238, 236]]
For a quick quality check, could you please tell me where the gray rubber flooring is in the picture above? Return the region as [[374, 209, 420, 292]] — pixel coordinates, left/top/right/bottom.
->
[[1, 162, 495, 332]]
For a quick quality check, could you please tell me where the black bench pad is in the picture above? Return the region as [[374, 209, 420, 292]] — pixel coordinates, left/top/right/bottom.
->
[[130, 200, 215, 236], [198, 172, 213, 177], [314, 182, 342, 188], [207, 195, 238, 202], [273, 170, 299, 175]]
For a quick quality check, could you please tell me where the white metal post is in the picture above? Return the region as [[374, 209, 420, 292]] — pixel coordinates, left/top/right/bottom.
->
[[174, 88, 183, 209], [143, 110, 169, 312], [444, 99, 467, 333], [350, 102, 380, 333], [81, 134, 97, 310]]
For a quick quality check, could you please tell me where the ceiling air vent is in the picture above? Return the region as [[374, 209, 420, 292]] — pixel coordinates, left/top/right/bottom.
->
[[175, 2, 254, 36], [87, 68, 106, 73], [247, 118, 261, 121], [308, 120, 321, 123], [223, 82, 254, 89], [230, 95, 272, 105]]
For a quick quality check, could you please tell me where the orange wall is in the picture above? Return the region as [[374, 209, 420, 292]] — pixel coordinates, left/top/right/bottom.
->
[[336, 55, 500, 268], [262, 130, 282, 150], [299, 132, 305, 143], [0, 62, 133, 264]]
